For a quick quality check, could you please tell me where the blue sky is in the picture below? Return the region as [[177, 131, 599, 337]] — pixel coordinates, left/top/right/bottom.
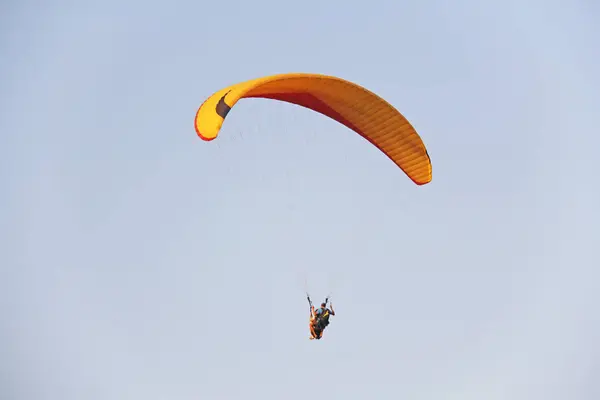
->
[[2, 0, 599, 399]]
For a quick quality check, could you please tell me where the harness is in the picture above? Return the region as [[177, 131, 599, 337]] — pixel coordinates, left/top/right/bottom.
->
[[315, 308, 330, 328]]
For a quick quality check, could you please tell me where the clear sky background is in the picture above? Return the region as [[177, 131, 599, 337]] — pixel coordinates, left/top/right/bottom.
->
[[2, 0, 599, 399]]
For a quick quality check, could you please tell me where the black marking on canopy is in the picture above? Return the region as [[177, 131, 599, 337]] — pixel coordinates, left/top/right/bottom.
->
[[216, 91, 232, 118]]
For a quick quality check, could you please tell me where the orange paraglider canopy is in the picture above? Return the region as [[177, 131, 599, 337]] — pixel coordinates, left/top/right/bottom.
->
[[194, 73, 432, 185]]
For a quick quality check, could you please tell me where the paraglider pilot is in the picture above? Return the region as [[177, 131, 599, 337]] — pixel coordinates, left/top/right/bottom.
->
[[310, 301, 335, 340]]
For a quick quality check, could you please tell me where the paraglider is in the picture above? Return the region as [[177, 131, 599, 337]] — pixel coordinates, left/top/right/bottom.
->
[[194, 73, 433, 341], [194, 72, 432, 185]]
